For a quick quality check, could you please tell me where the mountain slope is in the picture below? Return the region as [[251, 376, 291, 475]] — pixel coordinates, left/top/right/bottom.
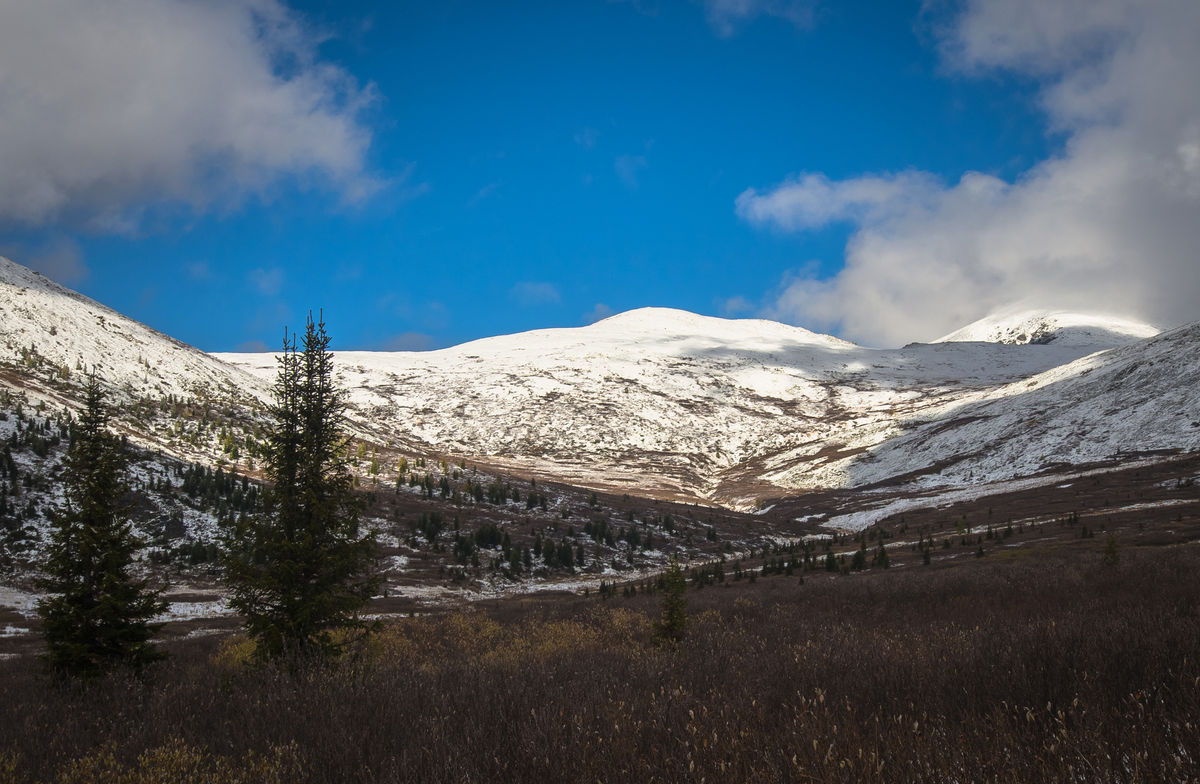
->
[[935, 309, 1160, 347], [5, 255, 1192, 513], [219, 306, 1164, 507], [0, 256, 267, 409], [847, 321, 1200, 489]]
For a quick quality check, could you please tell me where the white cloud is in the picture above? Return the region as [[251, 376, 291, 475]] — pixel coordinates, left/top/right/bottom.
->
[[510, 281, 562, 306], [740, 0, 1200, 346], [736, 172, 939, 231], [702, 0, 815, 37], [0, 0, 377, 230]]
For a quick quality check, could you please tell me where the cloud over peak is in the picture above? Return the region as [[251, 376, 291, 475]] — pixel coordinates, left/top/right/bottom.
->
[[740, 0, 1200, 346]]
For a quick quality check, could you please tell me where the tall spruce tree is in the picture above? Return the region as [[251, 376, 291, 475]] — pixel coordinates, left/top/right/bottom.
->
[[37, 377, 166, 678], [224, 313, 379, 661]]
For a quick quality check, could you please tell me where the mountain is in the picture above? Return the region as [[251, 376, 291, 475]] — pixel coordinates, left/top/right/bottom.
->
[[3, 255, 1193, 513], [934, 309, 1160, 347], [851, 320, 1200, 489], [0, 255, 268, 414], [218, 306, 1177, 508]]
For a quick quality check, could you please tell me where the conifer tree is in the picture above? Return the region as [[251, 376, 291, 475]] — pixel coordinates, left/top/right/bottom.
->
[[654, 557, 688, 644], [37, 377, 166, 678], [224, 314, 379, 662]]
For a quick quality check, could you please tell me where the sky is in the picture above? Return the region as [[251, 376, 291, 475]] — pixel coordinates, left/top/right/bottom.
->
[[0, 0, 1197, 350]]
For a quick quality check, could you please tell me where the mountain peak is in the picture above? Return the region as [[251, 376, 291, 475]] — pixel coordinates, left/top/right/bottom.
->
[[585, 306, 857, 348], [934, 309, 1160, 348]]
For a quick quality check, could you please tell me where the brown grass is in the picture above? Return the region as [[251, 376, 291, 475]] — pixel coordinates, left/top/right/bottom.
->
[[1, 543, 1198, 783]]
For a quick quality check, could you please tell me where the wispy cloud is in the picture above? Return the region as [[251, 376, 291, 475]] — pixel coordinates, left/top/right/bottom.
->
[[615, 155, 647, 189], [718, 295, 755, 317], [583, 303, 616, 324], [249, 267, 285, 297], [467, 181, 501, 207], [702, 0, 816, 37], [186, 261, 211, 281], [574, 127, 600, 150], [377, 332, 434, 351], [510, 281, 562, 306]]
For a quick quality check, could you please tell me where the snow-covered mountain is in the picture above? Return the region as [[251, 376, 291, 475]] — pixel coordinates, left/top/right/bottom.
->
[[218, 305, 1186, 507], [0, 255, 267, 411], [935, 309, 1160, 347], [851, 320, 1200, 489], [4, 256, 1195, 511]]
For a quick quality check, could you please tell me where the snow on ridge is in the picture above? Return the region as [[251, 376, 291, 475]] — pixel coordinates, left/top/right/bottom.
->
[[848, 321, 1200, 491], [934, 308, 1160, 347], [7, 252, 1196, 507], [0, 255, 268, 407], [219, 304, 1159, 504]]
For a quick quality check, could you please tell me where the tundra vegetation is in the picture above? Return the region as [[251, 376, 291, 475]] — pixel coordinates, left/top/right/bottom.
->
[[1, 537, 1197, 783]]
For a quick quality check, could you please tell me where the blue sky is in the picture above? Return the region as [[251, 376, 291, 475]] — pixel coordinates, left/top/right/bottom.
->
[[3, 0, 1196, 350]]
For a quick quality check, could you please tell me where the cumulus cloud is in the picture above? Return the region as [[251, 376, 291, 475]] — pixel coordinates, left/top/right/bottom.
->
[[0, 0, 377, 230], [702, 0, 815, 37], [510, 281, 562, 307], [739, 0, 1200, 346]]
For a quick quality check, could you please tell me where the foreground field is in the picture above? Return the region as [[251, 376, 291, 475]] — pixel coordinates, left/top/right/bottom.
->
[[2, 514, 1199, 783]]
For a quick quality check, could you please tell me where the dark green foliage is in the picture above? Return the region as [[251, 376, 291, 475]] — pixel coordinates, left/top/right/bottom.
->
[[850, 540, 867, 571], [36, 377, 166, 679], [223, 315, 379, 662], [472, 523, 502, 549], [654, 557, 687, 644]]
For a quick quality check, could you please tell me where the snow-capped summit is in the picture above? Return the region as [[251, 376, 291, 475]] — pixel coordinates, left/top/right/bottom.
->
[[585, 307, 855, 349], [934, 309, 1160, 348]]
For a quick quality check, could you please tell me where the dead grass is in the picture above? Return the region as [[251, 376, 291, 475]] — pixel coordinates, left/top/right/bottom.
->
[[1, 542, 1198, 782]]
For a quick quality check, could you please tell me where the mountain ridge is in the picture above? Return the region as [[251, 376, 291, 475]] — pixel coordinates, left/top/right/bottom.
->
[[2, 255, 1195, 511]]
